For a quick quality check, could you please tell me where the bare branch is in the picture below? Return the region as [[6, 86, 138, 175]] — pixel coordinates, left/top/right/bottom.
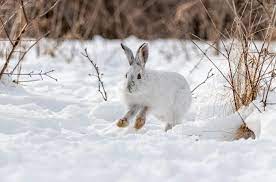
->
[[37, 0, 62, 19], [19, 0, 29, 23], [0, 0, 31, 79], [3, 69, 57, 82], [0, 23, 28, 79], [191, 69, 214, 93], [11, 31, 50, 74], [0, 17, 13, 45], [191, 39, 230, 84], [81, 48, 108, 101]]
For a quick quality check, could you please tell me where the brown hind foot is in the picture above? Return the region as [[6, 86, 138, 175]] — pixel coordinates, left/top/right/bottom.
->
[[116, 118, 129, 128], [134, 117, 145, 130]]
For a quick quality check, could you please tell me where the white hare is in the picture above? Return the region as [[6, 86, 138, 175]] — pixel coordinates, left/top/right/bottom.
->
[[117, 43, 192, 131]]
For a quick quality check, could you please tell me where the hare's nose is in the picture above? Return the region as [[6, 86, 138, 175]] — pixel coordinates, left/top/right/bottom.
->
[[127, 80, 135, 92], [127, 84, 134, 93], [127, 81, 135, 88]]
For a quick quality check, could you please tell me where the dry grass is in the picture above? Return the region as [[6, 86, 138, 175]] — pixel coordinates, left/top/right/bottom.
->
[[194, 0, 276, 111], [192, 0, 276, 140], [226, 0, 276, 111], [1, 0, 274, 40]]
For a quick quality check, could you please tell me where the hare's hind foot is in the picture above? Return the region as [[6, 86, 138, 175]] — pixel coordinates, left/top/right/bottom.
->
[[134, 106, 148, 130], [116, 118, 129, 128], [134, 117, 145, 130]]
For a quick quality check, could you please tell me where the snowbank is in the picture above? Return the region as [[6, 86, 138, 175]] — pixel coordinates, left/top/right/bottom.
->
[[0, 37, 276, 181]]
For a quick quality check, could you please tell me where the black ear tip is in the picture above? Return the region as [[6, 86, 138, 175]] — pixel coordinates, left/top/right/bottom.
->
[[120, 43, 125, 49], [140, 42, 148, 49]]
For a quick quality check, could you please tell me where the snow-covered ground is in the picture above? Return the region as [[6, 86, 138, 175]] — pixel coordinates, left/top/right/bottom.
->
[[0, 37, 276, 182]]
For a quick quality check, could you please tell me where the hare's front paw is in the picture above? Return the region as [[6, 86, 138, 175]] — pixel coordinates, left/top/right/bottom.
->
[[134, 117, 145, 130], [116, 118, 129, 128]]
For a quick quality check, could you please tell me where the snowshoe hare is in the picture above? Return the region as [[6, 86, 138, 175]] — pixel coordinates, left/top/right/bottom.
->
[[117, 43, 192, 131]]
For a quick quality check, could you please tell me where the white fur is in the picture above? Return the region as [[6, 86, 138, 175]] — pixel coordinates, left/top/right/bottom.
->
[[121, 43, 192, 129]]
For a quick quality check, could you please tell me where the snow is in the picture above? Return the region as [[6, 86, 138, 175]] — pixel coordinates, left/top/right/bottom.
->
[[0, 37, 276, 181]]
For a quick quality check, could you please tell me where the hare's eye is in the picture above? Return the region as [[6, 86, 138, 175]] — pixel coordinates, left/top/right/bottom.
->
[[125, 74, 127, 78], [137, 73, 141, 79]]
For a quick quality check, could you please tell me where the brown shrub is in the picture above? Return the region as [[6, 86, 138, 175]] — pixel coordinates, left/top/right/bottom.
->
[[1, 0, 274, 40]]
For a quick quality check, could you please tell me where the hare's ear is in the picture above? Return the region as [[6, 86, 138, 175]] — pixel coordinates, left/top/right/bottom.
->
[[137, 43, 149, 67], [121, 43, 134, 65]]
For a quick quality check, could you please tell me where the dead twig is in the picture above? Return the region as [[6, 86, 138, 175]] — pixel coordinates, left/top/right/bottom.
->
[[0, 0, 29, 79], [37, 0, 62, 19], [191, 68, 214, 93], [0, 23, 28, 79], [0, 17, 13, 45], [81, 48, 108, 101], [11, 31, 50, 74], [19, 0, 29, 24], [3, 70, 57, 82]]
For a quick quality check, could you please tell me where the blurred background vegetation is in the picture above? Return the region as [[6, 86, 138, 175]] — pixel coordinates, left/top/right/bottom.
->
[[0, 0, 275, 40]]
